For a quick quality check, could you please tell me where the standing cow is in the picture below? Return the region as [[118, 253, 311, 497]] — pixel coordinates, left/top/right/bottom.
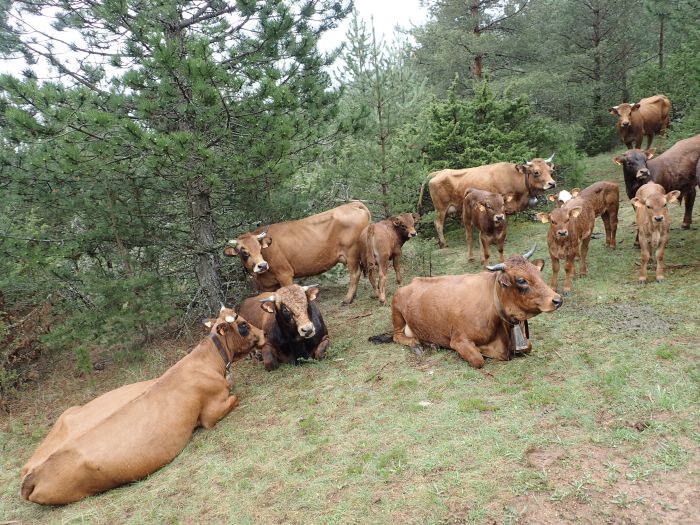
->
[[359, 212, 419, 305], [417, 156, 556, 248], [370, 246, 562, 368], [632, 183, 680, 283], [462, 188, 511, 268], [224, 202, 371, 304], [609, 95, 671, 149]]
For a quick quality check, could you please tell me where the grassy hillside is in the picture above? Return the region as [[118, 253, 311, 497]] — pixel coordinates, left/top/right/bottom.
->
[[2, 151, 699, 524]]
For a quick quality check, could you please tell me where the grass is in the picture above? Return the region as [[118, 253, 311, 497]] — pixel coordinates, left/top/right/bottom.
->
[[1, 150, 699, 524]]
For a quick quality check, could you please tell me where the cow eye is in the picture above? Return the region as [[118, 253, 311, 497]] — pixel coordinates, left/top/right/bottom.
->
[[281, 305, 291, 316], [241, 252, 249, 261], [646, 205, 651, 209], [516, 277, 528, 287]]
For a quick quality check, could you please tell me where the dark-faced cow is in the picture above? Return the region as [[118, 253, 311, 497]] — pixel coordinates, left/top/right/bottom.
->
[[632, 182, 680, 284], [359, 212, 419, 305], [613, 134, 700, 230], [238, 284, 329, 371], [370, 246, 562, 368], [224, 202, 371, 304], [417, 156, 556, 248], [462, 188, 511, 268], [20, 308, 264, 505], [549, 181, 620, 248], [609, 95, 671, 149], [536, 197, 595, 294]]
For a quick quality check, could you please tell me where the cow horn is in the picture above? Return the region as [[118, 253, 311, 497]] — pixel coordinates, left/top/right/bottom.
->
[[522, 244, 537, 259], [220, 303, 226, 312], [224, 314, 237, 323], [259, 295, 276, 303], [256, 231, 267, 240], [227, 239, 237, 247], [525, 161, 532, 166], [301, 284, 318, 291], [487, 263, 506, 272], [545, 153, 555, 164]]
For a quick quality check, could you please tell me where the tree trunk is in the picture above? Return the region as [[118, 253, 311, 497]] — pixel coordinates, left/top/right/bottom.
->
[[471, 0, 483, 80], [658, 15, 665, 69], [591, 1, 602, 122]]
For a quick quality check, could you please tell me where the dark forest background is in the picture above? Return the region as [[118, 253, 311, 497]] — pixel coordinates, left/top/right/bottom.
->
[[1, 0, 699, 388]]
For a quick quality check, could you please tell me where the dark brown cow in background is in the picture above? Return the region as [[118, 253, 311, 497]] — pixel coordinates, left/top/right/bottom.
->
[[462, 188, 511, 268], [418, 155, 556, 248], [609, 95, 671, 149], [632, 183, 680, 283], [224, 202, 371, 304], [359, 212, 419, 305]]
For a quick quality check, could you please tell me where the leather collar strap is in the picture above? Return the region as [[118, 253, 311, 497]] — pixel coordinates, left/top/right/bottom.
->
[[493, 279, 519, 326], [209, 333, 232, 370], [522, 167, 534, 197]]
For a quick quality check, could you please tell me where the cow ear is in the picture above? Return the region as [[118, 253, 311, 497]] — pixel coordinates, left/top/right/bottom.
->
[[631, 103, 641, 110], [535, 212, 550, 224], [547, 194, 556, 202], [515, 164, 527, 174], [571, 188, 581, 197], [608, 106, 619, 115], [261, 302, 275, 313], [216, 323, 228, 336], [391, 216, 401, 227], [412, 212, 420, 222], [612, 155, 624, 166], [505, 193, 515, 203], [645, 148, 655, 160], [203, 319, 213, 329], [631, 197, 644, 209], [478, 203, 486, 212], [569, 206, 582, 218], [223, 246, 240, 256], [261, 237, 272, 248], [305, 287, 319, 302], [532, 258, 545, 272], [665, 190, 681, 204], [497, 271, 511, 288]]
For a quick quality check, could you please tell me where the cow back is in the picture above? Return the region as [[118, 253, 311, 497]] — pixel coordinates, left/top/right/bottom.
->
[[648, 134, 700, 192]]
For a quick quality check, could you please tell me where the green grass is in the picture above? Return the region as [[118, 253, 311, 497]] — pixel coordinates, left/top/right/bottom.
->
[[2, 150, 699, 524]]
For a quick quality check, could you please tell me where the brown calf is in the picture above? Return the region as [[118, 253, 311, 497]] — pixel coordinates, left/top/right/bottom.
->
[[536, 198, 595, 294], [359, 212, 419, 304], [609, 95, 671, 149], [370, 246, 562, 368], [20, 308, 264, 505], [632, 182, 680, 283], [462, 188, 511, 267]]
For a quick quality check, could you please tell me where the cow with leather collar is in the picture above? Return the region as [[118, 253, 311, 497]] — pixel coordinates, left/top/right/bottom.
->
[[20, 308, 264, 505], [370, 246, 562, 368], [238, 284, 329, 371], [417, 155, 556, 248]]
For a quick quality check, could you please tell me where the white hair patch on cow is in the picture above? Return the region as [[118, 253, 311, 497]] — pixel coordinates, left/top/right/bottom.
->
[[558, 190, 573, 203], [224, 315, 236, 323]]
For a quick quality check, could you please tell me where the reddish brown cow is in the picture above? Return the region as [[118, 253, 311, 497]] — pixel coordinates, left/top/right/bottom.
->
[[632, 182, 680, 283], [462, 188, 511, 267], [370, 246, 562, 368], [609, 95, 671, 149], [536, 198, 595, 294], [359, 213, 419, 304], [549, 181, 620, 248], [418, 156, 556, 248], [224, 202, 371, 304], [20, 308, 264, 505]]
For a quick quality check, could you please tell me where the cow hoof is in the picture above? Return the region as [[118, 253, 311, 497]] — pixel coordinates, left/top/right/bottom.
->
[[411, 345, 423, 356], [341, 299, 354, 306], [562, 290, 571, 297], [681, 223, 691, 230], [638, 279, 647, 285], [655, 277, 665, 283]]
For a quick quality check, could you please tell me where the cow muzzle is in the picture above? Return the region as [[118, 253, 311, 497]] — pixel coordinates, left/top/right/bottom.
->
[[654, 215, 664, 223], [557, 230, 568, 237], [621, 121, 630, 128], [551, 295, 563, 309], [494, 214, 505, 223], [636, 169, 650, 180], [299, 323, 315, 338], [545, 181, 556, 189], [253, 261, 269, 273], [408, 231, 417, 238]]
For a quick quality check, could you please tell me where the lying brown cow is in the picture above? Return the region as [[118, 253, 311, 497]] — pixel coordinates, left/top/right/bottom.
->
[[238, 284, 329, 371], [20, 308, 264, 505], [549, 181, 620, 248], [462, 188, 511, 268], [418, 156, 555, 248], [224, 202, 371, 304], [536, 198, 595, 294], [632, 182, 680, 283], [370, 246, 562, 368], [609, 95, 671, 149], [359, 212, 419, 304]]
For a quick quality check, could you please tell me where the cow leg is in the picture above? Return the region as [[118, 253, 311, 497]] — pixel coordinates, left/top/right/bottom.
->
[[563, 257, 575, 293], [466, 224, 474, 261], [579, 236, 591, 277], [261, 344, 280, 371], [313, 335, 330, 360], [550, 256, 560, 291], [200, 390, 239, 429], [391, 308, 418, 348], [639, 240, 651, 284], [646, 133, 654, 150], [393, 253, 403, 284], [449, 335, 485, 369], [342, 255, 362, 304], [479, 234, 491, 268], [682, 188, 695, 229], [497, 234, 505, 263], [377, 258, 390, 305], [367, 263, 379, 297], [655, 243, 666, 283], [435, 209, 448, 248]]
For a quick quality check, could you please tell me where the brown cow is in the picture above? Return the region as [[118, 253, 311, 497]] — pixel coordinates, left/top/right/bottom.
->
[[419, 156, 556, 248], [238, 284, 329, 371], [462, 188, 511, 268], [20, 308, 264, 505], [536, 198, 595, 294], [548, 181, 620, 248], [359, 213, 419, 304], [369, 246, 562, 368], [224, 202, 371, 304], [632, 182, 680, 283], [609, 95, 671, 149]]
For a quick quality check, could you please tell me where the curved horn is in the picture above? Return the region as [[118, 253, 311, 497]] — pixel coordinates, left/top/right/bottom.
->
[[301, 284, 318, 291], [224, 314, 237, 323], [256, 231, 267, 240], [259, 295, 276, 303], [525, 161, 532, 166], [487, 263, 506, 272], [220, 303, 226, 312], [545, 153, 555, 164], [227, 239, 237, 247], [522, 244, 537, 260]]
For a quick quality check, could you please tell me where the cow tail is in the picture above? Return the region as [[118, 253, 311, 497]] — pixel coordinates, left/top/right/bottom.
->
[[417, 180, 428, 215], [365, 223, 377, 275], [368, 333, 393, 344], [20, 471, 36, 501]]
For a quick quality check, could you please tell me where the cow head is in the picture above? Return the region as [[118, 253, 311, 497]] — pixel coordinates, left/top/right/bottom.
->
[[475, 191, 509, 225], [516, 155, 556, 193], [609, 102, 640, 129], [224, 231, 272, 275], [536, 205, 582, 239], [390, 212, 419, 239], [613, 148, 654, 182], [632, 187, 680, 225], [260, 284, 319, 338], [203, 306, 266, 360], [487, 245, 563, 322]]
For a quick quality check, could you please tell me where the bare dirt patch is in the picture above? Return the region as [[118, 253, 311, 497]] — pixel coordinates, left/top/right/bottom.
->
[[578, 303, 675, 334]]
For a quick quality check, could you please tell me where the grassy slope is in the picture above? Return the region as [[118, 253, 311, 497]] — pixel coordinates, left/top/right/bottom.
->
[[2, 151, 699, 524]]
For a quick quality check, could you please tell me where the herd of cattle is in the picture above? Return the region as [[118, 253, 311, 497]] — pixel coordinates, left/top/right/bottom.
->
[[19, 94, 700, 506]]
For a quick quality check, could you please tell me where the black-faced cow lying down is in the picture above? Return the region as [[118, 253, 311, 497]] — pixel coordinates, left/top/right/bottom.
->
[[462, 188, 511, 268], [20, 308, 264, 505], [238, 284, 329, 371], [370, 246, 562, 368], [224, 202, 371, 304], [359, 212, 419, 305]]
